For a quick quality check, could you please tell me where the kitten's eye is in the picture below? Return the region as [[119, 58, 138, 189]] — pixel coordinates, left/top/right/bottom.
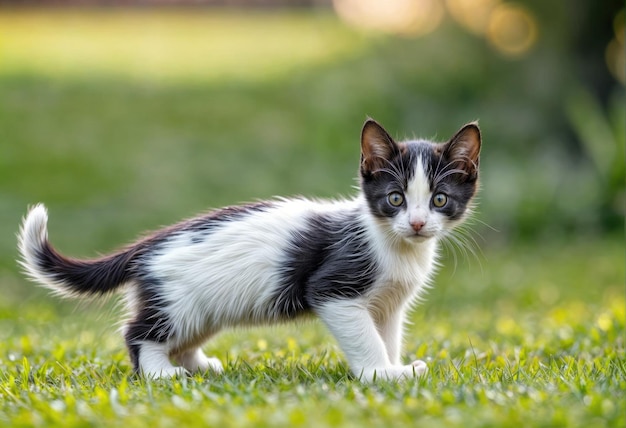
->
[[387, 192, 404, 207], [432, 193, 448, 208]]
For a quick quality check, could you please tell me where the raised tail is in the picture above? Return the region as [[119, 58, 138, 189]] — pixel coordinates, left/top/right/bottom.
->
[[17, 204, 140, 298]]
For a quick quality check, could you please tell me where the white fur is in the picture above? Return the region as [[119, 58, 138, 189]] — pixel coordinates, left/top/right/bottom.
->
[[136, 164, 440, 380], [137, 341, 186, 378], [17, 204, 61, 292], [174, 348, 224, 373]]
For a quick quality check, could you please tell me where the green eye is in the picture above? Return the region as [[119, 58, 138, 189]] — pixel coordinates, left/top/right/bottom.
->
[[432, 193, 448, 208], [387, 192, 404, 207]]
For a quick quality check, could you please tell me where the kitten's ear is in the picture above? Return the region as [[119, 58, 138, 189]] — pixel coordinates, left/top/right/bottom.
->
[[443, 122, 481, 180], [360, 119, 399, 176]]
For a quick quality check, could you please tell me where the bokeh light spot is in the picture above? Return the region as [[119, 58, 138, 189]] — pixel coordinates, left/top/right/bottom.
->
[[333, 0, 444, 37], [446, 0, 500, 35], [487, 4, 538, 57]]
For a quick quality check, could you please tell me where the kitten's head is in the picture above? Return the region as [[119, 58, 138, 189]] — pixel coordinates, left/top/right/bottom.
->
[[359, 118, 481, 244]]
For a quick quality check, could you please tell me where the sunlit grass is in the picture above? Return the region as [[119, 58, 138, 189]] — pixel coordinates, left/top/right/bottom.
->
[[0, 9, 369, 83], [1, 239, 624, 427]]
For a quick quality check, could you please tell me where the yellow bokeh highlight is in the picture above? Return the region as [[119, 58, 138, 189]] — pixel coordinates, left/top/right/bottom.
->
[[596, 312, 613, 332], [333, 0, 444, 37], [446, 0, 500, 35], [486, 4, 538, 57], [333, 0, 542, 58]]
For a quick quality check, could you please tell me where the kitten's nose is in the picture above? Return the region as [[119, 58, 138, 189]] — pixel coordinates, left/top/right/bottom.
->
[[410, 220, 425, 232]]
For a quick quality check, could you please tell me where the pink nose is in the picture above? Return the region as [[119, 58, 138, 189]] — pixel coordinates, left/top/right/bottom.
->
[[410, 220, 425, 232]]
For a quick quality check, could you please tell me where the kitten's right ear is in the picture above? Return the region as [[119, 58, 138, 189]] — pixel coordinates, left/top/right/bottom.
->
[[360, 119, 399, 176]]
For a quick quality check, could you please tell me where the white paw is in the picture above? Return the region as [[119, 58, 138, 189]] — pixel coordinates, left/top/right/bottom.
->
[[204, 357, 224, 374], [174, 349, 223, 374], [359, 361, 428, 382], [143, 366, 187, 379], [191, 355, 224, 374], [410, 359, 428, 376]]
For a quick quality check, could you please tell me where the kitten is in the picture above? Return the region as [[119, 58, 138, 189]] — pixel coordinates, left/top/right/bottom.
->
[[17, 119, 481, 382]]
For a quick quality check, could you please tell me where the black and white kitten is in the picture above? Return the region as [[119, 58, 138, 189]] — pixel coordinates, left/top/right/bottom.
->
[[18, 119, 481, 381]]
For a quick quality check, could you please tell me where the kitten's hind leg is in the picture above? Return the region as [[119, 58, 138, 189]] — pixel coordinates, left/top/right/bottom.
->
[[135, 341, 187, 379], [124, 318, 185, 378], [174, 348, 224, 374], [123, 284, 185, 378]]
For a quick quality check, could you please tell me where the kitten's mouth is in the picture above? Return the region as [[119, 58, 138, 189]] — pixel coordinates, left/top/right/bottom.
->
[[407, 231, 434, 241]]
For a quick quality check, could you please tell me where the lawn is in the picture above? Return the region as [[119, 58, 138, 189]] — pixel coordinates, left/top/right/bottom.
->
[[1, 240, 623, 427], [0, 8, 624, 428]]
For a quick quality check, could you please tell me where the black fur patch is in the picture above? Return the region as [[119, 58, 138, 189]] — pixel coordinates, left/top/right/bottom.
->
[[275, 211, 379, 317], [360, 142, 418, 218], [34, 242, 142, 295], [421, 141, 479, 221]]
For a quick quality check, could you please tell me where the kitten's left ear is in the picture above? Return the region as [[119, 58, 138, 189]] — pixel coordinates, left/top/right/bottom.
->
[[443, 122, 481, 180]]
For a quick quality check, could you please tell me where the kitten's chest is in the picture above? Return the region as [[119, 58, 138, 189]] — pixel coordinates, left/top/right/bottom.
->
[[366, 241, 438, 309]]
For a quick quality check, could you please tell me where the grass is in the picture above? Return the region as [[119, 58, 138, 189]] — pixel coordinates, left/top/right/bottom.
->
[[0, 8, 624, 428], [1, 239, 624, 427]]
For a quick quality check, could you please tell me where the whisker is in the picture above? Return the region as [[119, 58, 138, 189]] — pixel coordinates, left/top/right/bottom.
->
[[433, 168, 468, 185], [373, 156, 411, 188], [441, 219, 485, 275], [441, 235, 460, 274], [468, 217, 499, 234]]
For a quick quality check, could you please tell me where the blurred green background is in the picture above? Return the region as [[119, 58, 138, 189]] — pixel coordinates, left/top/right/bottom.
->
[[0, 2, 623, 337]]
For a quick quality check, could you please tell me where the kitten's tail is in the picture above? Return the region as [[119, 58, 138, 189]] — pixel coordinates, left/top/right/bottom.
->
[[17, 204, 140, 298]]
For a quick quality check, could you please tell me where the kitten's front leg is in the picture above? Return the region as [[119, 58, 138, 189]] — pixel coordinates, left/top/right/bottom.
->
[[375, 306, 405, 365], [316, 299, 426, 382], [375, 306, 428, 375]]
